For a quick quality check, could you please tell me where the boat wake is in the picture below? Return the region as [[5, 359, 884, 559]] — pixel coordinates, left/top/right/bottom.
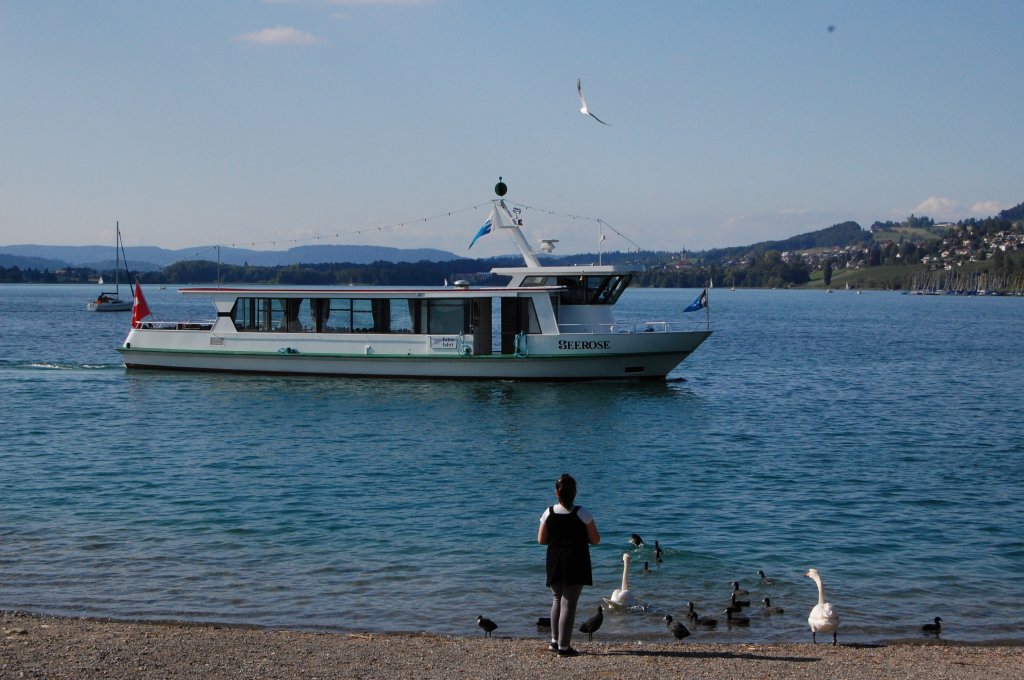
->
[[0, 360, 124, 371]]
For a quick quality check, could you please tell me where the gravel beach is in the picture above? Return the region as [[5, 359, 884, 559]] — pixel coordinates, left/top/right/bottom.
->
[[3, 611, 1021, 679]]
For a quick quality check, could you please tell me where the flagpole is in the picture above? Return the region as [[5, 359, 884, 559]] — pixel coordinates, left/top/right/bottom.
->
[[705, 287, 711, 330]]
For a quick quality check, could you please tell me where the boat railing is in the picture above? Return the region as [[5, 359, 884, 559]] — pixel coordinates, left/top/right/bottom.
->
[[136, 321, 216, 331], [557, 321, 708, 334]]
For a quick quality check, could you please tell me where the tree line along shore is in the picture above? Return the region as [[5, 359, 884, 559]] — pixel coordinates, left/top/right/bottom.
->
[[3, 206, 1022, 292]]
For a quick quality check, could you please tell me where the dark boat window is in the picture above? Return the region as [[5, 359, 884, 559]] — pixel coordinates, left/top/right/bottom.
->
[[324, 299, 383, 333], [231, 296, 469, 334], [421, 299, 470, 334], [275, 298, 307, 332], [231, 297, 272, 331], [352, 299, 376, 332], [556, 275, 631, 305], [232, 297, 311, 332]]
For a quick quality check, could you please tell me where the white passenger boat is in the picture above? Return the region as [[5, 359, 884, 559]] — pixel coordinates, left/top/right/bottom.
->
[[118, 188, 711, 380]]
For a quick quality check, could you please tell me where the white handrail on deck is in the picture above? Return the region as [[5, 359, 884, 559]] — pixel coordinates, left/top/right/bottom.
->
[[556, 321, 705, 334]]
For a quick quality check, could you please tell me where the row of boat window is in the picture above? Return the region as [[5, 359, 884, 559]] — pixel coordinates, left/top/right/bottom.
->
[[524, 274, 631, 306], [226, 275, 627, 335], [231, 297, 482, 335]]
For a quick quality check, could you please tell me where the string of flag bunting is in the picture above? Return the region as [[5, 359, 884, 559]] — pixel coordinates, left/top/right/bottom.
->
[[178, 200, 644, 263], [506, 202, 645, 252], [177, 202, 491, 262]]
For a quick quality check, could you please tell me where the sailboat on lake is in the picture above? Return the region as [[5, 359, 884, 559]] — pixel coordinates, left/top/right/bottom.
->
[[87, 223, 134, 312]]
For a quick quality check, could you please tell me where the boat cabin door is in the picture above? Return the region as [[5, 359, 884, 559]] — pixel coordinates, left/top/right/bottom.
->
[[500, 297, 537, 355], [471, 298, 492, 356]]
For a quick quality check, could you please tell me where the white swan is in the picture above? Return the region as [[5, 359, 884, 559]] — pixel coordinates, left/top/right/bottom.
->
[[805, 568, 840, 645], [606, 552, 635, 608]]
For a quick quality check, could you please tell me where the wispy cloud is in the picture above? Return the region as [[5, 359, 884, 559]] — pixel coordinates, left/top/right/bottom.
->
[[911, 196, 1003, 221], [970, 200, 1003, 215], [912, 196, 963, 219], [237, 26, 320, 46]]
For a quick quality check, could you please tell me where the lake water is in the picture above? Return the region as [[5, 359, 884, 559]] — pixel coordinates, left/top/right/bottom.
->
[[1, 284, 1022, 645]]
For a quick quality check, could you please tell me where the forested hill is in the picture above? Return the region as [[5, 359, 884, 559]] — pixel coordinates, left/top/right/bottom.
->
[[697, 221, 869, 262], [999, 203, 1024, 221], [561, 221, 871, 267]]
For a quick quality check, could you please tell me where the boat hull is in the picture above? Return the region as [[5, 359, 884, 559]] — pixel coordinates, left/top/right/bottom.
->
[[88, 299, 133, 312], [118, 329, 711, 381]]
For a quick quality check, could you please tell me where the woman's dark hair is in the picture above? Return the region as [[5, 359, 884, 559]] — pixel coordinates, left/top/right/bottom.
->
[[555, 473, 577, 506]]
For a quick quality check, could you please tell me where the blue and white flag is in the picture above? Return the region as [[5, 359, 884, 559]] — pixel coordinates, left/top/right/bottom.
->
[[683, 288, 708, 313], [468, 219, 492, 250]]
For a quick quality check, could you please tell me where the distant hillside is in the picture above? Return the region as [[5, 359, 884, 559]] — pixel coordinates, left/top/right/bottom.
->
[[555, 221, 871, 267], [0, 243, 459, 269], [695, 221, 870, 262], [0, 254, 70, 270], [999, 201, 1024, 222], [870, 225, 943, 243], [219, 245, 458, 267]]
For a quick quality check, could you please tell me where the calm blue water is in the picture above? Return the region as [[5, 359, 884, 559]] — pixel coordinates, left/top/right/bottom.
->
[[1, 284, 1022, 645]]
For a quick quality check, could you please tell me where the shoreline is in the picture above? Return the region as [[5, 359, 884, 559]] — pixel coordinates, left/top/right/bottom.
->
[[4, 611, 1022, 680]]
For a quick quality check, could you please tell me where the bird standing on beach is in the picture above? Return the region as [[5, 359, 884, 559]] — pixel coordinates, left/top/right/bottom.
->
[[664, 615, 691, 640], [577, 79, 609, 125], [805, 568, 840, 645], [578, 605, 603, 641], [477, 615, 497, 637], [922, 617, 942, 635]]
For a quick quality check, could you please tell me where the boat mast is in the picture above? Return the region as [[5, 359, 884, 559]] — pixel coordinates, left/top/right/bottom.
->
[[494, 198, 541, 268], [117, 222, 134, 300], [114, 221, 120, 296], [491, 179, 542, 268]]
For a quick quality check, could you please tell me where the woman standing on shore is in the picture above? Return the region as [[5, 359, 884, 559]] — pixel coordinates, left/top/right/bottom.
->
[[538, 473, 601, 657]]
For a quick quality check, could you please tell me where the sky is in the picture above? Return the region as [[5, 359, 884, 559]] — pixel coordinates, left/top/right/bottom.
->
[[2, 1, 1022, 258]]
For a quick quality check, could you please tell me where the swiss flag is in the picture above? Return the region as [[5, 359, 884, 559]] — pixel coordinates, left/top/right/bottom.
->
[[132, 280, 151, 328]]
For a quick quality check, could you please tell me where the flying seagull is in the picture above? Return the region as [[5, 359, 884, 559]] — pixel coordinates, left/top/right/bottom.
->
[[577, 79, 609, 125]]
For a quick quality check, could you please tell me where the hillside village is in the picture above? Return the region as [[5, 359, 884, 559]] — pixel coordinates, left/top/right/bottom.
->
[[642, 205, 1024, 291], [781, 223, 1024, 272]]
